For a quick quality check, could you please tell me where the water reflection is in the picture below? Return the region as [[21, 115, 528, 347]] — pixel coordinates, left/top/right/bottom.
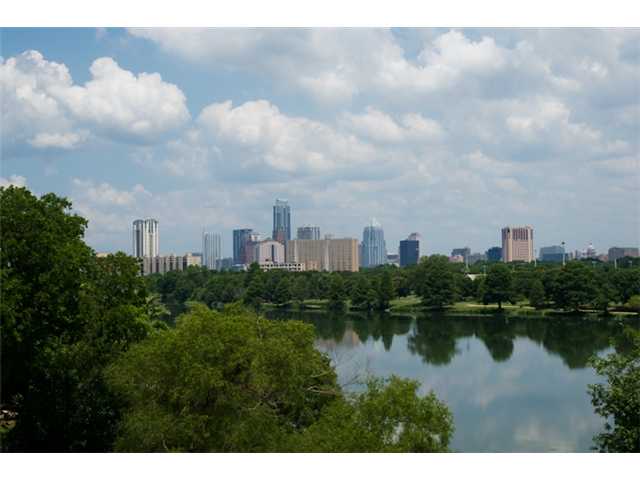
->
[[267, 310, 637, 369]]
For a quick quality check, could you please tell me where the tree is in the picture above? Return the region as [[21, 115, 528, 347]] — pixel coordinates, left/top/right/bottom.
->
[[327, 274, 347, 310], [554, 262, 598, 311], [528, 278, 546, 309], [1, 186, 152, 452], [293, 376, 453, 452], [588, 328, 640, 452], [415, 256, 456, 309], [243, 272, 266, 310], [626, 295, 640, 316], [106, 305, 454, 452], [350, 276, 376, 311], [290, 275, 309, 307], [376, 271, 394, 311], [483, 263, 513, 310], [272, 276, 292, 306]]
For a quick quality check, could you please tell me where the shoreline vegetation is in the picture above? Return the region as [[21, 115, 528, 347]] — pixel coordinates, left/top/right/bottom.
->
[[260, 296, 639, 318]]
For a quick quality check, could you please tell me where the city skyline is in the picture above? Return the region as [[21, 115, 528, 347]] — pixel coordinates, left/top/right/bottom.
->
[[2, 28, 638, 258]]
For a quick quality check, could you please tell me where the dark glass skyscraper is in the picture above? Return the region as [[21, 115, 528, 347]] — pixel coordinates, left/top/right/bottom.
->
[[486, 246, 502, 262], [233, 228, 253, 265], [399, 235, 420, 267], [272, 199, 291, 243]]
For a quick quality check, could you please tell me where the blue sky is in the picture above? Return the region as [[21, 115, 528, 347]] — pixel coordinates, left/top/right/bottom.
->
[[1, 28, 638, 257]]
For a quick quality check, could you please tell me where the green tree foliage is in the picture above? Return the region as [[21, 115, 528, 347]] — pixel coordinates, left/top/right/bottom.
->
[[293, 376, 453, 452], [528, 278, 546, 309], [327, 274, 347, 310], [588, 328, 640, 452], [627, 295, 640, 316], [483, 263, 513, 310], [243, 271, 266, 310], [554, 262, 598, 311], [272, 276, 292, 306], [350, 276, 376, 311], [106, 305, 454, 452], [1, 186, 151, 451], [376, 271, 394, 311], [415, 255, 457, 309]]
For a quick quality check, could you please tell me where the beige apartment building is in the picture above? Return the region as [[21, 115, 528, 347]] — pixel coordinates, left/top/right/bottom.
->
[[286, 238, 359, 272], [501, 226, 534, 263]]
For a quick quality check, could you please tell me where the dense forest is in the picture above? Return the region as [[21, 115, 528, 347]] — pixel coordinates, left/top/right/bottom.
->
[[1, 186, 638, 452]]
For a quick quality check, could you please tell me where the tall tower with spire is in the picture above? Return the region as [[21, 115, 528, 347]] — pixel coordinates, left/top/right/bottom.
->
[[361, 218, 387, 268]]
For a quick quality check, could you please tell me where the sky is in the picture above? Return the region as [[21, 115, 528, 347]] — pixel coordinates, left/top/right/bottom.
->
[[1, 28, 639, 258]]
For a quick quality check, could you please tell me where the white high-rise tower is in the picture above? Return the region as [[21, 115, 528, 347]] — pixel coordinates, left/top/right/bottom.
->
[[132, 218, 159, 258], [202, 231, 222, 270]]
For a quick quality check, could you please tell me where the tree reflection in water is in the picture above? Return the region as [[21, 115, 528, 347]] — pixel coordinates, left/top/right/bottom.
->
[[265, 309, 639, 369]]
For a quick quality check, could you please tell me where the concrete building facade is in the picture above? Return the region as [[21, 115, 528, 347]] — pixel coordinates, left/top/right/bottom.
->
[[254, 239, 285, 264], [202, 232, 222, 270], [286, 238, 359, 272], [297, 225, 321, 240], [501, 226, 534, 263]]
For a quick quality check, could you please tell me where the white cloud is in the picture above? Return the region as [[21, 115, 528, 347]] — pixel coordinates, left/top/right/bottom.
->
[[1, 50, 190, 151], [196, 99, 377, 175], [29, 131, 88, 149], [340, 107, 444, 143], [0, 175, 27, 188]]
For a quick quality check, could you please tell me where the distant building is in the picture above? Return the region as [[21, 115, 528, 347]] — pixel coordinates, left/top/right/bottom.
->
[[132, 218, 159, 258], [608, 247, 640, 262], [399, 234, 420, 267], [449, 254, 465, 263], [501, 226, 534, 263], [451, 247, 471, 262], [297, 225, 320, 240], [233, 229, 253, 265], [142, 253, 200, 276], [467, 252, 487, 265], [259, 261, 306, 272], [185, 253, 202, 268], [486, 246, 502, 262], [386, 253, 400, 267], [539, 245, 565, 263], [96, 252, 110, 258], [202, 232, 222, 270], [585, 243, 597, 259], [362, 218, 387, 268], [273, 199, 291, 243], [286, 238, 359, 272], [215, 257, 234, 270], [244, 232, 263, 264], [254, 239, 285, 264]]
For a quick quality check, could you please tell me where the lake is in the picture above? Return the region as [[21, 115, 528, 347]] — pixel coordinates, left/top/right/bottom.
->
[[265, 309, 639, 452]]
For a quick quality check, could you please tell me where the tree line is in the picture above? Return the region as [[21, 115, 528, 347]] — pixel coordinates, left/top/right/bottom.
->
[[147, 254, 640, 317]]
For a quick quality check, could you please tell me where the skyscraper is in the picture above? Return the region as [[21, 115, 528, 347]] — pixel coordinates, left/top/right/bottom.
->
[[132, 218, 159, 258], [202, 231, 222, 270], [233, 229, 253, 265], [399, 233, 420, 267], [273, 199, 291, 244], [486, 246, 502, 262], [361, 219, 387, 268], [501, 226, 534, 263], [297, 225, 320, 240]]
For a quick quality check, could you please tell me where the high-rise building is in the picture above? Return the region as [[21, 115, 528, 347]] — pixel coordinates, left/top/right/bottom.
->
[[202, 231, 222, 270], [501, 226, 534, 263], [539, 245, 565, 263], [132, 218, 159, 258], [399, 234, 420, 267], [273, 199, 291, 244], [254, 239, 285, 264], [486, 246, 502, 262], [362, 219, 387, 268], [297, 225, 320, 240], [286, 238, 359, 272], [451, 247, 471, 262], [467, 252, 487, 265], [608, 247, 640, 262], [233, 229, 253, 265]]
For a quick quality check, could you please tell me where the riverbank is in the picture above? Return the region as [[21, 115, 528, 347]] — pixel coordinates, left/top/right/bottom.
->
[[262, 295, 638, 318]]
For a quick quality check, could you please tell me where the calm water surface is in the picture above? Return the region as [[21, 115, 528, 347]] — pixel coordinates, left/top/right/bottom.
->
[[266, 310, 639, 452]]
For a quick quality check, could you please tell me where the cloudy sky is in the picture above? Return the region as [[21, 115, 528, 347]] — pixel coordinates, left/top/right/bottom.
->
[[1, 28, 638, 257]]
